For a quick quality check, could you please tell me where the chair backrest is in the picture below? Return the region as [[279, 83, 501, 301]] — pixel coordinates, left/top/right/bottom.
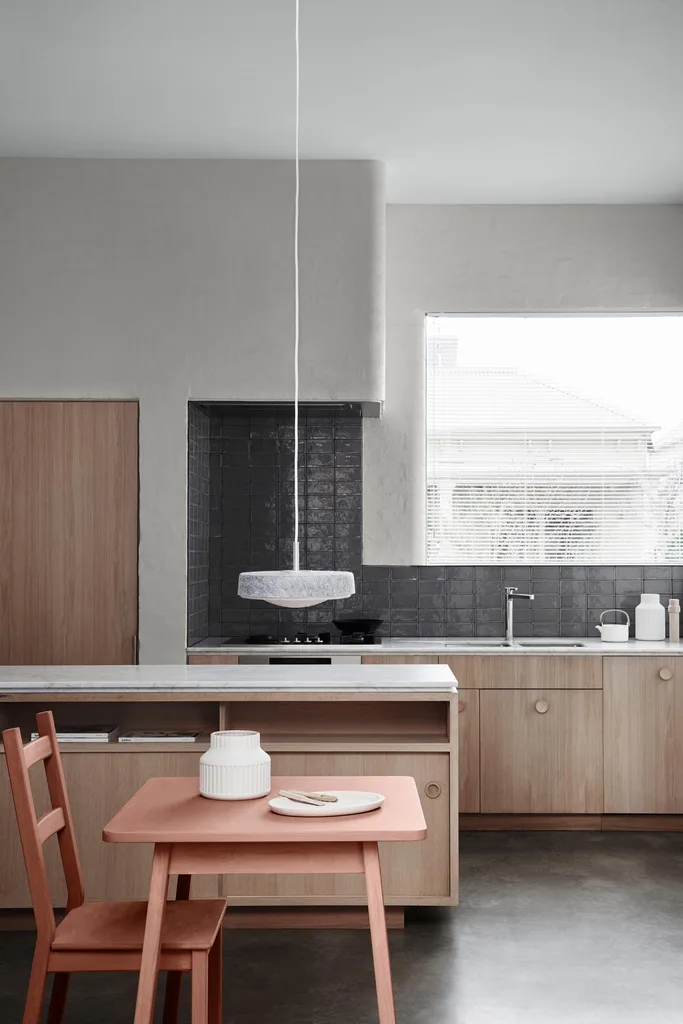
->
[[2, 710, 85, 942]]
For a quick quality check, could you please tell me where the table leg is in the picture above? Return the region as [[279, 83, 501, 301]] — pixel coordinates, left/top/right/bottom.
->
[[162, 874, 192, 1024], [134, 843, 171, 1024], [363, 842, 396, 1024]]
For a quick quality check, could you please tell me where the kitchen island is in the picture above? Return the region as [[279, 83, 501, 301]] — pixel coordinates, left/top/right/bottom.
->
[[0, 664, 458, 915]]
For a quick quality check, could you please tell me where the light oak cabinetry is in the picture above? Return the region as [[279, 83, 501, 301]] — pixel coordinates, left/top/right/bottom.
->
[[0, 402, 139, 665], [604, 657, 683, 814], [0, 750, 219, 907], [457, 691, 480, 813], [187, 655, 239, 665], [0, 688, 457, 909], [480, 689, 603, 813], [439, 655, 601, 689], [223, 752, 451, 902], [358, 651, 683, 825]]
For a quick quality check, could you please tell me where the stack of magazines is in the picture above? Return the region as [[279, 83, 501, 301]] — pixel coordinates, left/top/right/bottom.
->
[[117, 730, 201, 743], [31, 724, 119, 743]]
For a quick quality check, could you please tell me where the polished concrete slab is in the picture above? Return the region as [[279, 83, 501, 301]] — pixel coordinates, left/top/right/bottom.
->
[[1, 832, 682, 1022]]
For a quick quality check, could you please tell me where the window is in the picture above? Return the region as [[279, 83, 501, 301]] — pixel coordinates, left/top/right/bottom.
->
[[426, 315, 683, 564]]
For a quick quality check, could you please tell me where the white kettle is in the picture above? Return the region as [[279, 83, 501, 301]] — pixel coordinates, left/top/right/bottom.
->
[[596, 609, 630, 642]]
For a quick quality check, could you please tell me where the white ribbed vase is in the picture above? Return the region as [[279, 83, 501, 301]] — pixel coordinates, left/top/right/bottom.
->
[[635, 593, 666, 641], [199, 731, 271, 801]]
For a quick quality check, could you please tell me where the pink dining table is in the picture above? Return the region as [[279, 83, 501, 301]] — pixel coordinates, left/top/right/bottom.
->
[[103, 775, 427, 1024]]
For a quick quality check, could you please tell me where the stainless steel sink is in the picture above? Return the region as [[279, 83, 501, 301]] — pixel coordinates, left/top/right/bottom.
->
[[444, 640, 514, 648], [516, 640, 586, 649]]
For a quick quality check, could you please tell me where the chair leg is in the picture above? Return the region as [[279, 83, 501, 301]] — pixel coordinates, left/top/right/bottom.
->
[[191, 950, 210, 1024], [22, 944, 51, 1024], [162, 972, 183, 1024], [46, 973, 70, 1024], [363, 842, 396, 1024], [208, 927, 223, 1024], [162, 874, 192, 1024]]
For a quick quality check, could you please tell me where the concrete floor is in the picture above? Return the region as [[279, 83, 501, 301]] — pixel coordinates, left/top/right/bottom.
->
[[1, 832, 683, 1023]]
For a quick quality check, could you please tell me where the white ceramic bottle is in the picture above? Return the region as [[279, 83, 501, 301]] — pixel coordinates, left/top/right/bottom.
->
[[635, 593, 666, 641], [199, 730, 271, 800]]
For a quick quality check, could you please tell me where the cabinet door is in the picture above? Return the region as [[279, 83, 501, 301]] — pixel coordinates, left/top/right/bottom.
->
[[458, 691, 479, 813], [480, 690, 603, 813], [222, 752, 452, 902], [0, 751, 219, 909], [0, 754, 65, 908], [604, 657, 682, 813], [61, 752, 219, 901]]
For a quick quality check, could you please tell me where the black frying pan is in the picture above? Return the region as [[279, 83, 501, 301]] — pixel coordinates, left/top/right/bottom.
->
[[333, 617, 383, 635]]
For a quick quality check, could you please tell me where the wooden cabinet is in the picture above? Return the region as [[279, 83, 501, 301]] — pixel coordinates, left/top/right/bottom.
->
[[457, 691, 479, 813], [0, 754, 62, 907], [222, 752, 452, 903], [0, 401, 139, 665], [604, 657, 683, 813], [440, 655, 602, 689], [480, 689, 603, 813], [187, 655, 239, 665], [361, 656, 440, 665], [0, 751, 219, 907]]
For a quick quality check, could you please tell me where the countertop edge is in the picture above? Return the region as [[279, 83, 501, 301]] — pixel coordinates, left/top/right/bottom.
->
[[189, 640, 683, 656]]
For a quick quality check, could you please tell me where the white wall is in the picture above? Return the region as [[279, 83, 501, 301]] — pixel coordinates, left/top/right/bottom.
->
[[364, 205, 683, 564], [0, 159, 385, 661]]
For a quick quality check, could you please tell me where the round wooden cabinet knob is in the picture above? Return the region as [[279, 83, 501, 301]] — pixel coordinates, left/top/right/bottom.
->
[[458, 700, 465, 713], [659, 668, 673, 681], [535, 699, 549, 714], [425, 782, 442, 799]]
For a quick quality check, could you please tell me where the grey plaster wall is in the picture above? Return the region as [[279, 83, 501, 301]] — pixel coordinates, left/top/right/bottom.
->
[[0, 158, 385, 661], [365, 204, 683, 565]]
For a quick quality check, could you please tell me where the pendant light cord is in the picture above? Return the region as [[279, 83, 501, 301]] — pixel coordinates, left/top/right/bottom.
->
[[292, 0, 301, 573]]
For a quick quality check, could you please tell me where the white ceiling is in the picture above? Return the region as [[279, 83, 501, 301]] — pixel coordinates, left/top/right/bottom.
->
[[1, 0, 682, 203]]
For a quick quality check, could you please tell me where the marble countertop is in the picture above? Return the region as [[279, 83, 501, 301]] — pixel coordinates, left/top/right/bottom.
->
[[0, 664, 457, 694], [190, 637, 683, 656]]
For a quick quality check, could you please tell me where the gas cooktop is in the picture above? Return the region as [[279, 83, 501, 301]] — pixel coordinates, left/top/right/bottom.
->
[[221, 631, 379, 646]]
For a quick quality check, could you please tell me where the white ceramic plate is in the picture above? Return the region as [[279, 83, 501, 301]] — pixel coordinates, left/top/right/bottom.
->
[[268, 790, 385, 818]]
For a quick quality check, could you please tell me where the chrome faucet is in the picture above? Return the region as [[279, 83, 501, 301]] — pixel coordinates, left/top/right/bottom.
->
[[505, 586, 535, 643]]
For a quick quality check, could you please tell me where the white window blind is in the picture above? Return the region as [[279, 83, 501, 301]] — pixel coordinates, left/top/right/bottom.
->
[[426, 315, 683, 565]]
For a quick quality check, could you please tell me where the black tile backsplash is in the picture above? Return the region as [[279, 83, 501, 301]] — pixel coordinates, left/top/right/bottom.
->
[[193, 404, 364, 638], [187, 403, 682, 641]]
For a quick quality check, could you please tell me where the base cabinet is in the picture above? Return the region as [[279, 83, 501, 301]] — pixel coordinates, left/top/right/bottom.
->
[[0, 755, 59, 907], [222, 752, 452, 903], [0, 751, 219, 908], [480, 689, 603, 814], [604, 658, 683, 813]]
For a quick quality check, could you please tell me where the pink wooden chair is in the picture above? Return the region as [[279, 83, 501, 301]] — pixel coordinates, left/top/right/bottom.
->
[[3, 710, 227, 1023]]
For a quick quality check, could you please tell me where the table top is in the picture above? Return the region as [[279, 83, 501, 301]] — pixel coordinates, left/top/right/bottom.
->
[[103, 776, 427, 844]]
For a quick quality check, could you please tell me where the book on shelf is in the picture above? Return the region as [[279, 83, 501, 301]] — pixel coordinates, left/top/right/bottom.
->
[[31, 725, 119, 743], [117, 730, 201, 743]]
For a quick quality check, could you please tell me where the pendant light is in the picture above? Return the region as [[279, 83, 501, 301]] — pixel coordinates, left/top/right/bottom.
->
[[238, 0, 355, 610]]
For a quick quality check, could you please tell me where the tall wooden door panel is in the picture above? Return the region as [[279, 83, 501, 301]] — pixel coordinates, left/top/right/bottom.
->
[[480, 689, 603, 813], [222, 752, 452, 902], [0, 401, 138, 664], [603, 657, 681, 813]]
